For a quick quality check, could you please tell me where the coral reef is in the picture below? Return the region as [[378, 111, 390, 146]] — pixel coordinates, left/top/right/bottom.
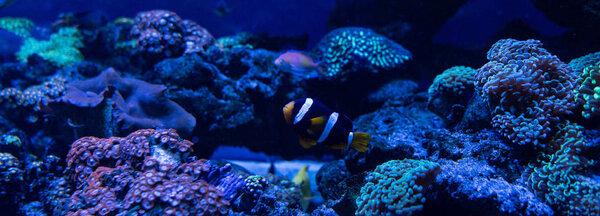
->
[[475, 39, 578, 148], [355, 159, 441, 216], [131, 10, 214, 61], [428, 66, 476, 124], [313, 27, 411, 79], [574, 61, 600, 119], [16, 27, 84, 67], [0, 17, 34, 38]]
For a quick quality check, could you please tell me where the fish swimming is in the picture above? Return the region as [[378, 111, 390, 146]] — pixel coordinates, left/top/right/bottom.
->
[[283, 98, 370, 152], [293, 165, 312, 211], [274, 51, 322, 79]]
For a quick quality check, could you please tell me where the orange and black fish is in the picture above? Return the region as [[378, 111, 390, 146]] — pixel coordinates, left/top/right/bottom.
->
[[283, 98, 370, 152]]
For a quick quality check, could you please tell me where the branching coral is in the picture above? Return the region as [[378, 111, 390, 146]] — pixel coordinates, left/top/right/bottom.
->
[[428, 66, 476, 122], [356, 159, 441, 216], [313, 27, 411, 78], [526, 122, 600, 215], [16, 27, 84, 67], [475, 39, 578, 148], [0, 17, 34, 38]]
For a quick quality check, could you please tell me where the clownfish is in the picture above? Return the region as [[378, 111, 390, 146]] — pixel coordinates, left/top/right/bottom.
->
[[283, 98, 370, 152], [274, 51, 322, 79]]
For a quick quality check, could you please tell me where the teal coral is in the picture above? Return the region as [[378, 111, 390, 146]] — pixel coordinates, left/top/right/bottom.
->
[[313, 27, 411, 78], [574, 61, 600, 119], [356, 159, 441, 216], [568, 51, 600, 75], [527, 122, 600, 215], [16, 27, 84, 67], [427, 66, 476, 121], [0, 17, 34, 38]]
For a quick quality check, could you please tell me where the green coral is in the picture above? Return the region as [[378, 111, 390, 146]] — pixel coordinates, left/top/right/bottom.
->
[[527, 122, 600, 215], [569, 51, 600, 74], [313, 27, 411, 78], [16, 27, 84, 67], [356, 159, 440, 216], [0, 17, 34, 38], [574, 61, 600, 119]]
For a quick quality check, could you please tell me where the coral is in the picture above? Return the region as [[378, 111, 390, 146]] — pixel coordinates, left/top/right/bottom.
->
[[51, 68, 196, 135], [0, 76, 66, 110], [428, 158, 553, 215], [355, 159, 441, 216], [16, 27, 84, 67], [131, 10, 214, 61], [0, 17, 34, 38], [526, 122, 600, 215], [574, 61, 600, 118], [66, 129, 193, 185], [313, 27, 411, 79], [475, 39, 578, 148], [65, 129, 245, 215], [428, 66, 476, 123], [569, 51, 600, 74], [242, 175, 268, 200], [0, 152, 23, 186]]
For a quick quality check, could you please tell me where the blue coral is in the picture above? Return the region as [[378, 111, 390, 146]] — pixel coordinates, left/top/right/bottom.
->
[[355, 159, 440, 216], [313, 27, 411, 78], [475, 39, 578, 148]]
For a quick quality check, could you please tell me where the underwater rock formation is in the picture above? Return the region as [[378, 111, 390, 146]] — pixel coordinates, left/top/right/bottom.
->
[[50, 67, 196, 137], [475, 38, 578, 148]]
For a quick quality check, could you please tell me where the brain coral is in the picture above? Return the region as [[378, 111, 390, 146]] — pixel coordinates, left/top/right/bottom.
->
[[313, 27, 411, 79], [428, 66, 476, 122], [356, 159, 441, 216], [475, 39, 578, 148], [527, 122, 600, 215]]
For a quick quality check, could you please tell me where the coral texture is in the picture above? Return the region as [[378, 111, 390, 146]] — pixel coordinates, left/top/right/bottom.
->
[[574, 61, 600, 118], [475, 39, 578, 148], [428, 66, 476, 123], [355, 159, 441, 216], [16, 27, 84, 67], [0, 17, 34, 38]]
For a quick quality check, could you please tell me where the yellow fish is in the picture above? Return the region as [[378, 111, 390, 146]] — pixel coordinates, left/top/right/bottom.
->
[[292, 165, 312, 211]]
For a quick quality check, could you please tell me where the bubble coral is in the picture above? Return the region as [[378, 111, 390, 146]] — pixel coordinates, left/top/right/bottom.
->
[[526, 122, 600, 215], [313, 27, 411, 79], [475, 39, 578, 148], [428, 66, 476, 122], [356, 159, 441, 216], [16, 27, 84, 67]]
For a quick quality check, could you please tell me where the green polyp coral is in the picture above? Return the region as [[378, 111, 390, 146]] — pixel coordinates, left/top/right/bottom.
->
[[0, 17, 34, 38], [574, 61, 600, 119], [16, 27, 84, 67], [356, 159, 441, 216], [314, 27, 412, 78], [427, 66, 476, 122], [527, 122, 600, 215]]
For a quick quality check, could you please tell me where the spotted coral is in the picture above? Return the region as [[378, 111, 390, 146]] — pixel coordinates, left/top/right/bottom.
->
[[356, 159, 441, 216], [16, 27, 84, 67], [313, 27, 411, 78], [526, 122, 600, 215], [428, 66, 476, 122], [0, 17, 34, 38], [475, 39, 578, 148]]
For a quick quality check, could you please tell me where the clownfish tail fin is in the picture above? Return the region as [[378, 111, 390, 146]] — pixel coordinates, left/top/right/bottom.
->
[[349, 132, 370, 152]]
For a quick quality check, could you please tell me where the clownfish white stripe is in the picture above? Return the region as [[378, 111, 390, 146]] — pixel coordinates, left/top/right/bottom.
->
[[347, 132, 354, 149], [317, 112, 338, 143], [294, 98, 313, 125]]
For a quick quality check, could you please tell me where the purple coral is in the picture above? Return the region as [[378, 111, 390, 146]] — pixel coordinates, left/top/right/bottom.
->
[[131, 10, 214, 60], [475, 39, 578, 148]]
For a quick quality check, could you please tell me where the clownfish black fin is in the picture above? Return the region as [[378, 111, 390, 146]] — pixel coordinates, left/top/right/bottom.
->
[[307, 116, 326, 136], [298, 136, 317, 149], [350, 132, 370, 152]]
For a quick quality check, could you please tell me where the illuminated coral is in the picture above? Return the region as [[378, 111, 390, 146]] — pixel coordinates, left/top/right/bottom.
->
[[526, 122, 600, 215], [0, 17, 34, 38], [313, 27, 411, 78], [356, 159, 441, 216], [16, 27, 84, 67], [574, 61, 600, 118], [475, 39, 578, 148], [428, 66, 476, 122]]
